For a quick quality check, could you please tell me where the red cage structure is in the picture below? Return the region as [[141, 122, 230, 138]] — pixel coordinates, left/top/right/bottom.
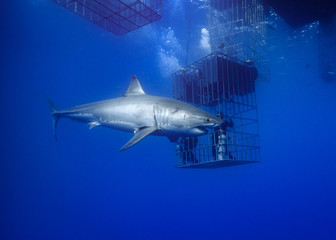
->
[[52, 0, 162, 35]]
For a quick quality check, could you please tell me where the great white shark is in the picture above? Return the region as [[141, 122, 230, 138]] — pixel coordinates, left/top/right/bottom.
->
[[48, 75, 224, 151]]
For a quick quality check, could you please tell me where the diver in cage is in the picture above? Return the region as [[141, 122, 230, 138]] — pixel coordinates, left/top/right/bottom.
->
[[211, 113, 234, 160], [182, 137, 199, 165]]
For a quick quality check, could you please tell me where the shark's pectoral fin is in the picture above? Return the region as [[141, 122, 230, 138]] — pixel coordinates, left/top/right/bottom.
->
[[119, 126, 158, 152], [89, 121, 100, 129]]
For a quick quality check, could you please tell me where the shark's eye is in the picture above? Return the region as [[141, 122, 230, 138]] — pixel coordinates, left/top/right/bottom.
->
[[206, 118, 210, 122]]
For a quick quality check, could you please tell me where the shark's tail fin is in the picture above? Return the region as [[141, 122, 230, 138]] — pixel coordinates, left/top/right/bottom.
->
[[47, 96, 59, 141]]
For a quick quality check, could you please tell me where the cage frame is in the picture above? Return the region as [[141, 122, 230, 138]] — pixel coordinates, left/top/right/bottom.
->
[[173, 52, 260, 168], [52, 0, 162, 35]]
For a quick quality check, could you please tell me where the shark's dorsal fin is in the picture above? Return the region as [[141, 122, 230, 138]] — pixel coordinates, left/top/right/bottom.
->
[[123, 75, 146, 97]]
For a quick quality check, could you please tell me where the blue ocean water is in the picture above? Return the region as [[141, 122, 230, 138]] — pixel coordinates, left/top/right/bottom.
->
[[1, 1, 336, 239]]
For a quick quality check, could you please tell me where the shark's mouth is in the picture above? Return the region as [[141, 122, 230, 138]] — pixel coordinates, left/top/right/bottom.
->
[[200, 121, 223, 128], [196, 126, 208, 134]]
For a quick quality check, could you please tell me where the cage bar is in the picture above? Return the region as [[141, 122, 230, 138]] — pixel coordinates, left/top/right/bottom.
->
[[52, 0, 162, 35], [173, 52, 260, 168]]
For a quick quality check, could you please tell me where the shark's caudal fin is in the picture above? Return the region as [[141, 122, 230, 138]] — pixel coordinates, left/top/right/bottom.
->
[[119, 126, 158, 152], [47, 97, 59, 141]]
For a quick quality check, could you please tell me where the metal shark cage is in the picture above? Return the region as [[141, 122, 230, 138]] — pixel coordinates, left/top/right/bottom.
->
[[52, 0, 162, 35], [208, 0, 268, 82], [173, 52, 260, 168]]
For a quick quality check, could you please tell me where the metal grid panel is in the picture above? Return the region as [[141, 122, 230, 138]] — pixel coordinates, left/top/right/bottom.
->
[[52, 0, 162, 35], [173, 52, 260, 168], [208, 0, 268, 82]]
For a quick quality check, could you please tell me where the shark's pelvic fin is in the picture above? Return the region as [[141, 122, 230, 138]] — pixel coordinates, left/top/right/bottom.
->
[[47, 96, 59, 141], [123, 75, 146, 97], [89, 122, 100, 129], [119, 126, 157, 152]]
